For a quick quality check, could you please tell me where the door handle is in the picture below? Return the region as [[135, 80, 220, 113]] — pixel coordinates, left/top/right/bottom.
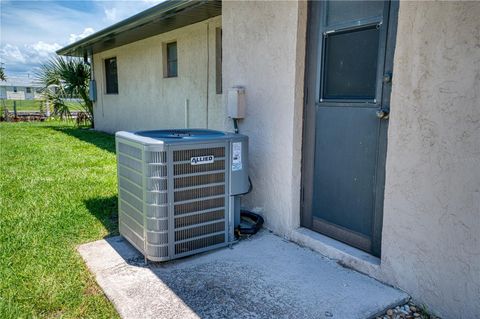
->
[[376, 107, 389, 120]]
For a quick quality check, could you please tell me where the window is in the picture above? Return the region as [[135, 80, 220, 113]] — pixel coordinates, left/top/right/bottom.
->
[[26, 87, 31, 93], [104, 57, 118, 94], [165, 42, 177, 77], [322, 25, 380, 100], [13, 87, 17, 92], [215, 28, 222, 94]]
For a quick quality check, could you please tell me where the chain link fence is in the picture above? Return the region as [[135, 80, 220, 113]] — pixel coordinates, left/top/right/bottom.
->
[[1, 98, 87, 123]]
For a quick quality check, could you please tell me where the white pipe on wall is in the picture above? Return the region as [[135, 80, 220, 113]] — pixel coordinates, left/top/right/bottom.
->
[[205, 22, 210, 129], [184, 98, 189, 128]]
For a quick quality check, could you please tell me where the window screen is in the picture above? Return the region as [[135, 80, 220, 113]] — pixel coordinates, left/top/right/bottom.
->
[[26, 87, 31, 93], [105, 57, 118, 94], [322, 25, 380, 100], [167, 42, 177, 77]]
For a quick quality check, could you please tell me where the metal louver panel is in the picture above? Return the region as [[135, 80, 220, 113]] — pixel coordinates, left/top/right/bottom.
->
[[175, 234, 225, 255], [117, 140, 170, 260], [117, 141, 146, 256], [145, 150, 169, 258], [172, 146, 228, 257]]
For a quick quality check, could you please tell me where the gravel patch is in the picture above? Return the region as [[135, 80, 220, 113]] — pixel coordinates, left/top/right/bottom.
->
[[377, 299, 441, 319]]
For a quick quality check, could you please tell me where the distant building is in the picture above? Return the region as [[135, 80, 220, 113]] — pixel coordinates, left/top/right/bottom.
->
[[0, 79, 44, 100]]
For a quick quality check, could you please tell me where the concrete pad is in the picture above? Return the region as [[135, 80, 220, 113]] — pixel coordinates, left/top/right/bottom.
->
[[78, 231, 408, 319]]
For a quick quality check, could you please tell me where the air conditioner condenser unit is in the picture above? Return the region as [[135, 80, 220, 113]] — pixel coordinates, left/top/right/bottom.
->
[[115, 129, 249, 261]]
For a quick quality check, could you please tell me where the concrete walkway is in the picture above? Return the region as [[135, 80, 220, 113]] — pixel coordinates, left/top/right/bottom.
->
[[78, 231, 408, 319]]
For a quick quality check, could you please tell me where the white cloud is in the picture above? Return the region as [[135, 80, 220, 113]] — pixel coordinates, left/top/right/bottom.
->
[[104, 7, 117, 21], [102, 1, 165, 23], [69, 27, 95, 44], [31, 41, 62, 58], [1, 41, 61, 76], [1, 0, 163, 78], [1, 44, 26, 64]]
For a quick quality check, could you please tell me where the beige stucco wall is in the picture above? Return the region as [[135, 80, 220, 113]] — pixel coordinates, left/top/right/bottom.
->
[[381, 2, 480, 318], [91, 1, 479, 317], [92, 16, 222, 133], [222, 0, 306, 235], [223, 1, 479, 318]]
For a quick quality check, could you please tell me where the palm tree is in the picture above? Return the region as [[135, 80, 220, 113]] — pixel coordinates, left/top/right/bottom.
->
[[0, 66, 6, 120], [0, 66, 6, 81], [36, 57, 93, 126]]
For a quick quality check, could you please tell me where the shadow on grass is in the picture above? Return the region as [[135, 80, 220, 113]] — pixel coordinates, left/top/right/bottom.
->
[[84, 195, 119, 237], [49, 125, 118, 236], [50, 126, 115, 154]]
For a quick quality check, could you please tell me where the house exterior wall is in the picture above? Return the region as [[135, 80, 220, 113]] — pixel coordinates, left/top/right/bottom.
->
[[223, 1, 479, 318], [87, 1, 478, 317], [92, 16, 222, 133], [381, 2, 480, 318], [222, 0, 307, 235]]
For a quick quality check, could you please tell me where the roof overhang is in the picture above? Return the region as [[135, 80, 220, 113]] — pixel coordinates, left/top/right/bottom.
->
[[57, 0, 221, 57]]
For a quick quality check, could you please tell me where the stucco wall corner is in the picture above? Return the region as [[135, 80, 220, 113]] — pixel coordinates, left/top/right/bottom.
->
[[222, 0, 305, 236], [381, 2, 480, 318], [289, 0, 308, 232]]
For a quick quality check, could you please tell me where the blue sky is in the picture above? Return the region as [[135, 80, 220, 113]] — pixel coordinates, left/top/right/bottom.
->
[[0, 0, 162, 82]]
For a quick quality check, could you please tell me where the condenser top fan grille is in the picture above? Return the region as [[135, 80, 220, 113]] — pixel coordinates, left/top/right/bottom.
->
[[135, 129, 226, 139]]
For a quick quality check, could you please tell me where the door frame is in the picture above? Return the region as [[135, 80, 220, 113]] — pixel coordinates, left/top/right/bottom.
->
[[300, 0, 399, 257]]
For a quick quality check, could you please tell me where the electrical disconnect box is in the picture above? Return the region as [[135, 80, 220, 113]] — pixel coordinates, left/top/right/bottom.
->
[[89, 80, 97, 102], [227, 87, 246, 119]]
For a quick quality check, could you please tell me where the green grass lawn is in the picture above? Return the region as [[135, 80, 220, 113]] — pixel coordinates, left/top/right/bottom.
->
[[0, 121, 119, 318], [1, 100, 85, 112]]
